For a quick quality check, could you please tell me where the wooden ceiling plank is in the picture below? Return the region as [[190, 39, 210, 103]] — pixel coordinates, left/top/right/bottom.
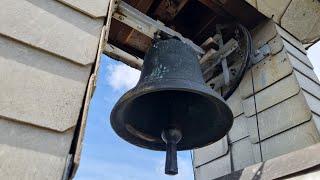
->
[[124, 0, 155, 42], [198, 0, 229, 17], [154, 0, 189, 23]]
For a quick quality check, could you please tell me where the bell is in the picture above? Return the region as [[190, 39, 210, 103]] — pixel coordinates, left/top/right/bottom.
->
[[110, 39, 233, 175]]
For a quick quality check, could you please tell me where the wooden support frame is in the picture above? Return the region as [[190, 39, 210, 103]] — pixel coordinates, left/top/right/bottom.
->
[[107, 0, 204, 54], [104, 43, 143, 70]]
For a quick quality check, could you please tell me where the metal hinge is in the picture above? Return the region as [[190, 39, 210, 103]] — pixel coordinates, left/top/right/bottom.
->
[[251, 44, 272, 65]]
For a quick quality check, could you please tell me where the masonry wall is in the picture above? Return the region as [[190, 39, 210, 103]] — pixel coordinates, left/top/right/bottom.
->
[[245, 0, 320, 44], [193, 20, 320, 180], [0, 0, 109, 179]]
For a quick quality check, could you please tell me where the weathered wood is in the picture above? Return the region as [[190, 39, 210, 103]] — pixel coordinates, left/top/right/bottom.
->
[[198, 0, 228, 17], [71, 26, 106, 178], [124, 0, 155, 52], [104, 43, 143, 70], [154, 0, 189, 22], [105, 0, 116, 42], [200, 34, 220, 49]]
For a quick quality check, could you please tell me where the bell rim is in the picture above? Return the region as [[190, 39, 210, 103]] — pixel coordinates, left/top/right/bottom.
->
[[110, 78, 234, 151]]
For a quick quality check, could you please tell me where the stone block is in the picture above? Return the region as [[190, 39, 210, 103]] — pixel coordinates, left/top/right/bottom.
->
[[312, 113, 320, 135], [269, 35, 284, 55], [275, 25, 307, 54], [251, 49, 292, 96], [251, 143, 262, 163], [289, 54, 319, 84], [305, 19, 320, 42], [283, 39, 313, 69], [57, 0, 110, 18], [0, 35, 91, 131], [0, 117, 74, 158], [303, 91, 320, 116], [281, 0, 320, 41], [295, 70, 320, 99], [0, 144, 66, 180], [226, 87, 244, 117], [252, 20, 277, 50], [247, 91, 312, 143], [257, 0, 291, 23], [228, 114, 249, 143], [243, 73, 300, 117], [239, 69, 253, 99], [231, 137, 257, 171], [193, 136, 228, 167], [259, 121, 319, 161], [195, 152, 231, 180], [0, 0, 103, 65], [245, 0, 257, 8]]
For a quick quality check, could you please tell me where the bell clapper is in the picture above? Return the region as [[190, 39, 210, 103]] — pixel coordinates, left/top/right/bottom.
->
[[161, 128, 182, 175]]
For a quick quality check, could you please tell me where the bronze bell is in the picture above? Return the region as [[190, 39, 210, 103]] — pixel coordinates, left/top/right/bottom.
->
[[110, 39, 233, 175]]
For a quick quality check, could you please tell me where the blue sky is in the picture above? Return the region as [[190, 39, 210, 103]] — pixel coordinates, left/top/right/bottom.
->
[[75, 42, 320, 180]]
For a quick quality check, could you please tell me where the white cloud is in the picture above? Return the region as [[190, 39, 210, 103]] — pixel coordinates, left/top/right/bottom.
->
[[107, 64, 141, 91], [307, 42, 320, 78]]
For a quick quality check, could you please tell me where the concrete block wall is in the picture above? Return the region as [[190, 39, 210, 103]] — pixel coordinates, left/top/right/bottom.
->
[[193, 20, 320, 179], [245, 0, 320, 43], [0, 0, 109, 179]]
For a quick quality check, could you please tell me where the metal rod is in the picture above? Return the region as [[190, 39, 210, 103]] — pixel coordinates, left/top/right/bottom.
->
[[165, 141, 178, 175], [161, 128, 182, 176]]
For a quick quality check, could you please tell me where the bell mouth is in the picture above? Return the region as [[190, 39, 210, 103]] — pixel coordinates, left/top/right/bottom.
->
[[110, 78, 234, 151]]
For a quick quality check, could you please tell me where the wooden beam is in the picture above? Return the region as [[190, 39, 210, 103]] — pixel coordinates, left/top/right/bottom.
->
[[104, 43, 143, 70], [124, 0, 155, 44], [154, 0, 189, 23], [198, 0, 229, 17]]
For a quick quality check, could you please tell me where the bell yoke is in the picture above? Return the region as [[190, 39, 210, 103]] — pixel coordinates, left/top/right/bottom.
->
[[110, 38, 233, 175]]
